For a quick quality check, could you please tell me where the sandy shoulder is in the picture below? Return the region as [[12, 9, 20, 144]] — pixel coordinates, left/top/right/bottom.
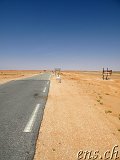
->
[[34, 72, 120, 160]]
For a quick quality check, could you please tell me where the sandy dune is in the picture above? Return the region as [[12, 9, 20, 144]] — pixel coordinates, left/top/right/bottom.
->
[[34, 71, 120, 160]]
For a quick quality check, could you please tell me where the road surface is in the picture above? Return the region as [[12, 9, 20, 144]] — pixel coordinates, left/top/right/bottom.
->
[[0, 73, 51, 160]]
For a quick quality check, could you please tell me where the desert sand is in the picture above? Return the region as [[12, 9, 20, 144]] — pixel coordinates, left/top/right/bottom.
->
[[34, 71, 120, 160]]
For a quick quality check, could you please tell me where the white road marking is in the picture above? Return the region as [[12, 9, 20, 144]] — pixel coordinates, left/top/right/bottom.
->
[[43, 87, 47, 93], [23, 104, 40, 133], [47, 81, 49, 85]]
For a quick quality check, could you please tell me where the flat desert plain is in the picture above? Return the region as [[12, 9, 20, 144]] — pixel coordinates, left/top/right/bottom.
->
[[34, 71, 120, 160], [0, 70, 42, 84], [0, 70, 120, 159]]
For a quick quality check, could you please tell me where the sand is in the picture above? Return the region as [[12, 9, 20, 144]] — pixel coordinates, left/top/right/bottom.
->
[[34, 71, 120, 160]]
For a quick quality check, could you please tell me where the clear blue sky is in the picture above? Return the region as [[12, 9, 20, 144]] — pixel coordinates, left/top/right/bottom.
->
[[0, 0, 120, 70]]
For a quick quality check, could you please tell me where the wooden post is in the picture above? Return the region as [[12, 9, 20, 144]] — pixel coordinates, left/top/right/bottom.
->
[[102, 68, 112, 80], [103, 68, 104, 80]]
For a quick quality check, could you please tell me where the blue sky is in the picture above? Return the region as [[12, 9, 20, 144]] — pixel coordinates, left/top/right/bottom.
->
[[0, 0, 120, 70]]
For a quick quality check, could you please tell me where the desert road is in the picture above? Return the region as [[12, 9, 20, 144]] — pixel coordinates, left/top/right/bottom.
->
[[0, 73, 51, 160]]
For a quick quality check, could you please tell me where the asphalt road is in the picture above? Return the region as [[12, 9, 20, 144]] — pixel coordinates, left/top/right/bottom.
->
[[0, 73, 51, 160]]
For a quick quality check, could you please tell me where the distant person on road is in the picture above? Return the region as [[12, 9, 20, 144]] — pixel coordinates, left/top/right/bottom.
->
[[56, 74, 61, 83]]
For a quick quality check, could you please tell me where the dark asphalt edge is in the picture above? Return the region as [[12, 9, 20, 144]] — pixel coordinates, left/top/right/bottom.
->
[[31, 80, 51, 160], [0, 73, 51, 88], [0, 80, 15, 89], [0, 74, 41, 88]]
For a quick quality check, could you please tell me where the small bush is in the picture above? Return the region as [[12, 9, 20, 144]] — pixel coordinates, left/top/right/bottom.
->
[[99, 96, 102, 99], [118, 114, 120, 120], [97, 99, 100, 102], [105, 93, 110, 95], [105, 110, 112, 114]]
